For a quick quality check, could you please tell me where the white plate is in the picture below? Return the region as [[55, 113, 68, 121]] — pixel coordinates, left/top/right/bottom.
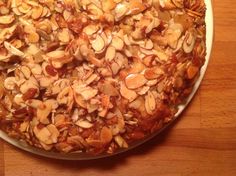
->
[[0, 1, 214, 160]]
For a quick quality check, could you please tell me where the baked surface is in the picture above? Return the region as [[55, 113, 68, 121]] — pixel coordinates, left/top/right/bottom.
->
[[0, 0, 206, 154]]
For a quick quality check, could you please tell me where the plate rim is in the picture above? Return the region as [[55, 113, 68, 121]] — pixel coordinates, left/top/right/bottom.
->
[[0, 1, 214, 160]]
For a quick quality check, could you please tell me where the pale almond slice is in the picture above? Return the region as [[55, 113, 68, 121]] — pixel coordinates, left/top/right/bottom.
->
[[114, 3, 128, 21], [145, 91, 156, 115], [4, 77, 16, 90], [114, 135, 128, 148], [18, 2, 32, 14], [58, 28, 70, 43], [4, 41, 24, 57], [111, 36, 124, 51], [172, 0, 184, 8], [37, 102, 52, 124], [85, 74, 98, 85], [127, 0, 147, 15], [76, 120, 93, 129], [91, 35, 105, 52], [102, 0, 116, 11], [144, 67, 164, 80], [31, 5, 43, 20], [125, 73, 148, 89], [120, 82, 137, 102], [137, 86, 150, 95], [47, 124, 60, 143], [0, 14, 15, 24], [183, 30, 196, 53], [83, 24, 100, 36], [105, 46, 116, 61]]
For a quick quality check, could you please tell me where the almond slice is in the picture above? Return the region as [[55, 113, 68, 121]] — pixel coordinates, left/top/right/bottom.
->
[[120, 82, 137, 102], [111, 36, 124, 51], [91, 35, 105, 52], [105, 46, 116, 61], [125, 73, 148, 89], [4, 41, 24, 57], [145, 91, 156, 115], [0, 14, 15, 24], [76, 120, 93, 129]]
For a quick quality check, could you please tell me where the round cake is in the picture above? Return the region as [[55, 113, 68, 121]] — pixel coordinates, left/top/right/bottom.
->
[[0, 0, 206, 154]]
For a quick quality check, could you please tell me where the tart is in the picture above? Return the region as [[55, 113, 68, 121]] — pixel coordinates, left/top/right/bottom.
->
[[0, 0, 206, 154]]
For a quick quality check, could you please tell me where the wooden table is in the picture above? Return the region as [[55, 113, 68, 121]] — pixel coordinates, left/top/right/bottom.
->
[[1, 0, 236, 175]]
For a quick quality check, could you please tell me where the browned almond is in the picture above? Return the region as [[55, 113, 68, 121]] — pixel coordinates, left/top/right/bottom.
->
[[125, 74, 148, 89]]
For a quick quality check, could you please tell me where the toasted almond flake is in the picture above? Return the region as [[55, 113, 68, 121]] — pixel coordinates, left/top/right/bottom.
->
[[144, 67, 164, 80], [105, 46, 116, 61], [102, 0, 116, 11], [125, 74, 148, 89], [114, 135, 128, 148], [4, 77, 16, 90], [91, 35, 105, 52], [183, 30, 196, 53], [83, 24, 99, 36], [115, 3, 128, 21], [0, 14, 15, 24], [4, 41, 24, 57], [100, 126, 113, 144], [37, 102, 52, 124], [145, 91, 156, 115], [111, 36, 124, 51], [120, 82, 137, 102], [76, 120, 93, 129]]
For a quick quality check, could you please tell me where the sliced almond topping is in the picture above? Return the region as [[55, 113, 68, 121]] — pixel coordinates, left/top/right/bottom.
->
[[105, 46, 116, 61], [125, 74, 148, 89], [111, 36, 124, 51], [187, 65, 199, 79], [114, 135, 128, 148], [102, 0, 116, 11], [120, 82, 137, 102], [76, 120, 93, 129], [37, 101, 52, 124], [83, 24, 99, 36], [0, 14, 15, 24], [4, 77, 16, 90], [145, 91, 156, 115], [100, 126, 113, 144], [4, 41, 24, 57], [91, 35, 105, 52], [144, 67, 164, 80]]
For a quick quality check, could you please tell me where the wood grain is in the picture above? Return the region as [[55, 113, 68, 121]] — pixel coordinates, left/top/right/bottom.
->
[[1, 0, 236, 175]]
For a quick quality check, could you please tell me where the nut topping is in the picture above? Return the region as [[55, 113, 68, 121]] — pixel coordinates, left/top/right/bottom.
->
[[0, 0, 206, 154]]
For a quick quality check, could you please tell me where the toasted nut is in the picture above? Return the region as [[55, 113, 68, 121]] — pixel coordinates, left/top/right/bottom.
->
[[0, 14, 15, 24], [100, 126, 113, 144], [144, 67, 164, 80], [34, 124, 59, 145], [105, 46, 116, 61], [145, 91, 156, 115], [91, 35, 105, 52], [111, 36, 124, 51], [102, 0, 116, 11], [183, 30, 196, 53], [114, 135, 128, 148], [187, 65, 199, 79], [4, 77, 16, 90], [76, 120, 93, 129], [120, 82, 137, 102], [37, 101, 52, 124], [4, 41, 24, 57], [125, 74, 148, 89]]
